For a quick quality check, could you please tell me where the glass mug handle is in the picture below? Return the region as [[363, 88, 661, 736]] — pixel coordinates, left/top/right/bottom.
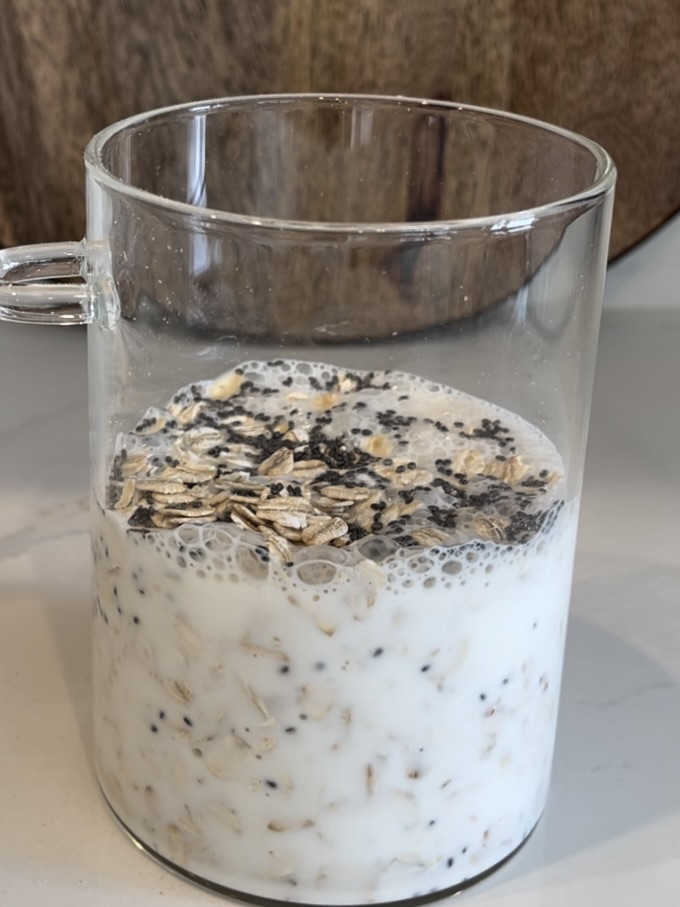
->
[[0, 241, 93, 325]]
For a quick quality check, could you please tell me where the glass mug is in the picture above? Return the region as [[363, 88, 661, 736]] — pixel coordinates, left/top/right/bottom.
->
[[0, 95, 615, 904]]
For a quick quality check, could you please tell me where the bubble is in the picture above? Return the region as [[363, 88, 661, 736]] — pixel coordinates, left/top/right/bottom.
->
[[177, 525, 201, 547], [296, 561, 338, 586], [203, 526, 237, 551], [294, 545, 349, 567], [236, 546, 269, 580], [443, 560, 462, 576], [356, 536, 398, 564], [407, 555, 434, 574]]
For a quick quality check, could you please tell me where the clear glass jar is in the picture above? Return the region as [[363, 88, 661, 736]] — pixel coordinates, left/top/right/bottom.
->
[[0, 95, 615, 905]]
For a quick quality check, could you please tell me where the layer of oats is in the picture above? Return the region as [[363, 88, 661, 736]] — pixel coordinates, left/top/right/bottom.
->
[[107, 359, 564, 561]]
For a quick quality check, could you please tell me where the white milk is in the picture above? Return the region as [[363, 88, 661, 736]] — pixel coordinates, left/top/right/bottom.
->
[[92, 361, 577, 903]]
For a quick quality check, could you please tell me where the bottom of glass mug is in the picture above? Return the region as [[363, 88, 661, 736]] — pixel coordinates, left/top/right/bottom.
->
[[99, 783, 539, 906]]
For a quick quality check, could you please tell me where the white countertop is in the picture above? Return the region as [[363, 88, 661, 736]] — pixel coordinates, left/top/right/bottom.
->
[[1, 213, 679, 906]]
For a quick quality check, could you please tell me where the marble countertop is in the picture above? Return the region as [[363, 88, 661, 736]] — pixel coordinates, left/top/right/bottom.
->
[[1, 213, 679, 906]]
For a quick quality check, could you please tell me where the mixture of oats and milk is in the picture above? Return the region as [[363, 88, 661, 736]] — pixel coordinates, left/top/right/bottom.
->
[[92, 358, 577, 904]]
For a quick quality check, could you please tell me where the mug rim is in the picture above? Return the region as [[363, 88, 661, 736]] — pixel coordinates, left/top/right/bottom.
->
[[84, 92, 616, 236]]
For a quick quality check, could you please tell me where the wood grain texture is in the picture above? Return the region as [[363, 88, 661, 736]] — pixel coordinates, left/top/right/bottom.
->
[[0, 0, 677, 255], [506, 0, 680, 258]]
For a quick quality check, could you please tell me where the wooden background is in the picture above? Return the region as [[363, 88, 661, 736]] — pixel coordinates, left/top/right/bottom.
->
[[0, 0, 678, 258]]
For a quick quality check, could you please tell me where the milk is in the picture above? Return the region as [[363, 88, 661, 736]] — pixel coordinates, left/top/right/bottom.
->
[[92, 361, 577, 903]]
